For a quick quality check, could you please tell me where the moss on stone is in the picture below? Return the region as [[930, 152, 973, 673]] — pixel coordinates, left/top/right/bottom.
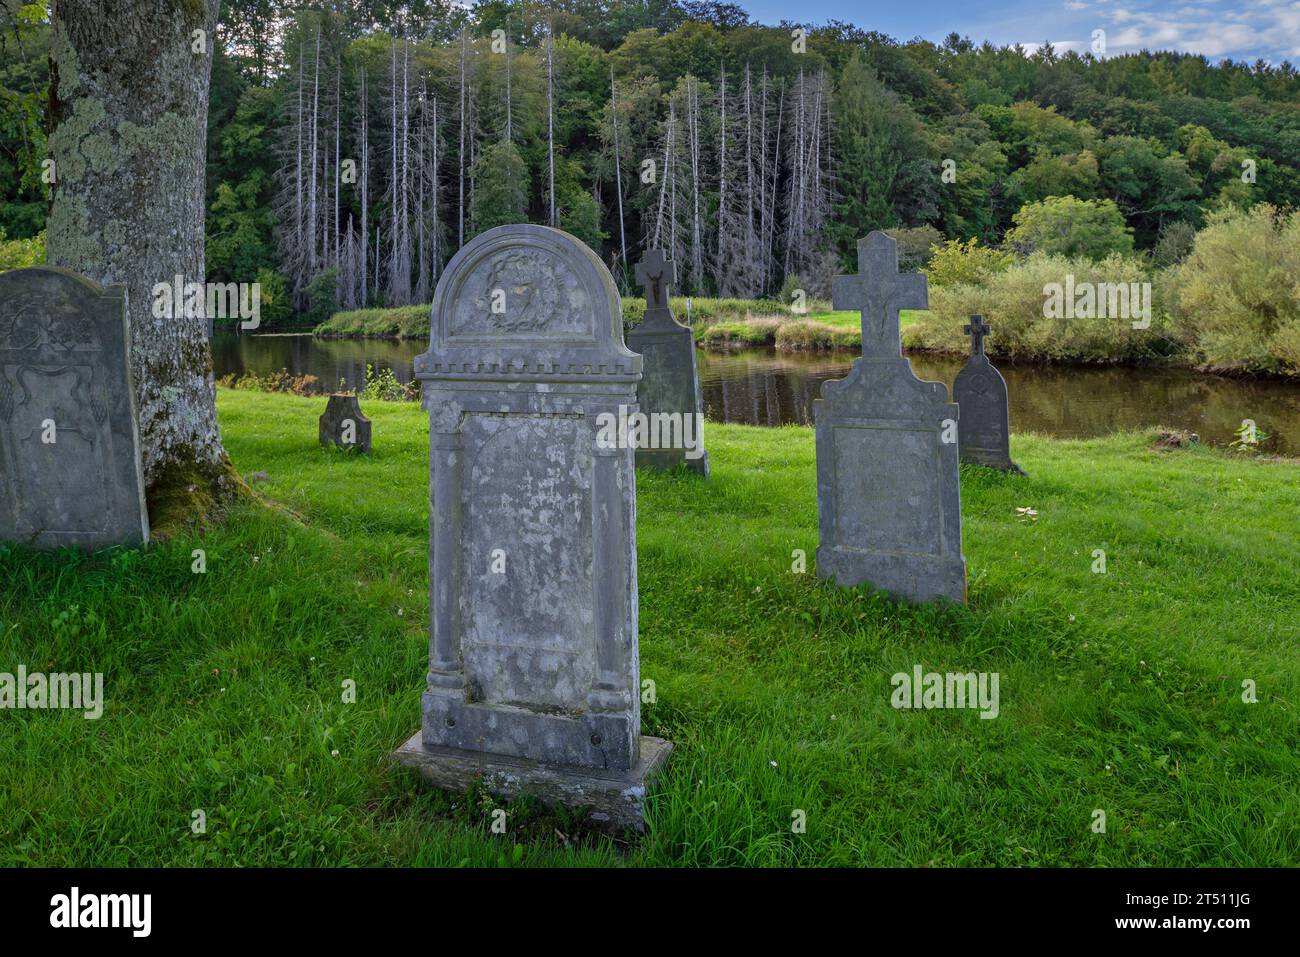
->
[[146, 453, 250, 540]]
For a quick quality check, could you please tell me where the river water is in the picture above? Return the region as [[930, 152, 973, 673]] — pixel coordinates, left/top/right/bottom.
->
[[211, 333, 1300, 455]]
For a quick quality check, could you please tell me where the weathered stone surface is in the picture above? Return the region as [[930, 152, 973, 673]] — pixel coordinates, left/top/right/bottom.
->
[[399, 224, 663, 826], [627, 249, 708, 475], [394, 731, 673, 831], [318, 393, 372, 453], [815, 232, 965, 604], [954, 315, 1025, 475], [0, 267, 149, 549]]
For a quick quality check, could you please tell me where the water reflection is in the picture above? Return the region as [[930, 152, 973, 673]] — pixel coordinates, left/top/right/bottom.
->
[[210, 334, 1300, 454], [697, 349, 1300, 454]]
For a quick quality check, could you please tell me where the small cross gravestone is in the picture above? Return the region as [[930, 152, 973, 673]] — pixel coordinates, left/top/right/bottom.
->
[[0, 267, 149, 549], [394, 224, 672, 830], [318, 394, 371, 453], [626, 249, 708, 475], [814, 231, 965, 604], [953, 316, 1024, 475]]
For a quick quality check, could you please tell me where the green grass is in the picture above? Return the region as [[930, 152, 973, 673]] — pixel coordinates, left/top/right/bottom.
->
[[2, 389, 1297, 866], [315, 304, 431, 339]]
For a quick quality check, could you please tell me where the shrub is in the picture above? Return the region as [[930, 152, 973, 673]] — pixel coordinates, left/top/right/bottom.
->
[[217, 370, 320, 396], [908, 251, 1167, 362], [359, 363, 418, 402], [0, 229, 45, 270], [1161, 204, 1300, 374], [924, 238, 1015, 288], [777, 274, 805, 305], [1152, 220, 1196, 268]]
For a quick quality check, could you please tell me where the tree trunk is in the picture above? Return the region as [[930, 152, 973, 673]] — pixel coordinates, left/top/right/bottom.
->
[[610, 68, 627, 278], [46, 0, 240, 526], [546, 25, 556, 227]]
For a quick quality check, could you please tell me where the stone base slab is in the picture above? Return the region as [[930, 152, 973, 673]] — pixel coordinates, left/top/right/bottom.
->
[[392, 731, 673, 832]]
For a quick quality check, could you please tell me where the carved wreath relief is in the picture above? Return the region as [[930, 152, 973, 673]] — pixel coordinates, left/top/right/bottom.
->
[[449, 248, 591, 338]]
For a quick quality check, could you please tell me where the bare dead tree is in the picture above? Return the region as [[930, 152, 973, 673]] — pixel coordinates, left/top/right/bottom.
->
[[415, 75, 430, 304], [333, 61, 341, 275], [458, 27, 467, 248], [687, 76, 703, 290], [716, 64, 727, 292], [609, 67, 627, 278], [503, 18, 512, 143], [546, 22, 557, 227], [309, 29, 320, 275], [358, 63, 369, 307]]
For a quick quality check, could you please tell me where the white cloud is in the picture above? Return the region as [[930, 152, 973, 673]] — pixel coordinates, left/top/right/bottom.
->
[[1022, 39, 1096, 55], [1096, 0, 1300, 62]]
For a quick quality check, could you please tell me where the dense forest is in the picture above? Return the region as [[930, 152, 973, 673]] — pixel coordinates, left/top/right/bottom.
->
[[2, 0, 1298, 318]]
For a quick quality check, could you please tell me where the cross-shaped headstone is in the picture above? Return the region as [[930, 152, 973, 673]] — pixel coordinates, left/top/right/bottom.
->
[[635, 249, 676, 311], [832, 232, 928, 358], [964, 315, 990, 357]]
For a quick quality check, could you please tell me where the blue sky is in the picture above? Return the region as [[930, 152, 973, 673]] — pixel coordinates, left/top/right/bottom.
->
[[738, 0, 1300, 64]]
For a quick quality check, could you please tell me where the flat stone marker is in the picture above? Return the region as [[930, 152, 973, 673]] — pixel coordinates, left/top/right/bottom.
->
[[0, 267, 149, 549], [954, 315, 1025, 475], [814, 231, 965, 604], [397, 224, 671, 830], [626, 249, 708, 475], [318, 393, 372, 453]]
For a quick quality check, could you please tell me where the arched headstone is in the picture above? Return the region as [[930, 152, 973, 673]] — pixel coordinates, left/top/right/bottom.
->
[[394, 225, 671, 829], [953, 316, 1025, 475], [0, 267, 148, 549]]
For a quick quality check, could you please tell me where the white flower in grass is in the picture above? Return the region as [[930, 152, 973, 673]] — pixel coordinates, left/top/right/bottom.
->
[[331, 749, 339, 757], [769, 760, 778, 768]]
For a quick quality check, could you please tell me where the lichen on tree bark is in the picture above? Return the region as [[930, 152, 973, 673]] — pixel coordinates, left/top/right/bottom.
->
[[46, 0, 243, 527]]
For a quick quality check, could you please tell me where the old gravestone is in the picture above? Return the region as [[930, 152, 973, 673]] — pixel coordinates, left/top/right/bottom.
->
[[626, 249, 708, 475], [814, 232, 965, 604], [0, 267, 149, 549], [953, 315, 1025, 475], [393, 224, 672, 829], [318, 394, 372, 453]]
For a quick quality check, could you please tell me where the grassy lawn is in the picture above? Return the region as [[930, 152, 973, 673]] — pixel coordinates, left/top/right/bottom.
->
[[2, 389, 1297, 866]]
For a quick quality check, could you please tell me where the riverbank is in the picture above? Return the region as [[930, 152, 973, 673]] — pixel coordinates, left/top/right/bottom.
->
[[311, 298, 1300, 379], [314, 297, 927, 352], [2, 388, 1296, 866]]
